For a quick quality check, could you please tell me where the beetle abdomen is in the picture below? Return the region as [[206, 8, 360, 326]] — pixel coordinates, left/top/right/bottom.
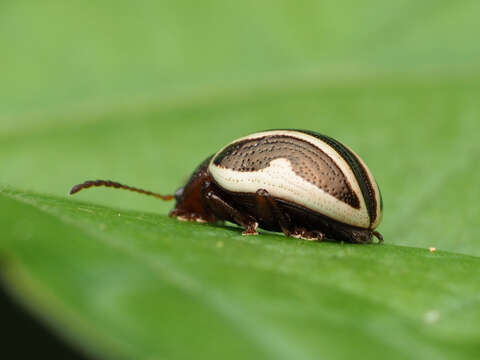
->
[[209, 130, 382, 229]]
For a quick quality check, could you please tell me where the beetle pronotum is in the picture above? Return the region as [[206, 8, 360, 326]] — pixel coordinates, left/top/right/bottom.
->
[[70, 130, 383, 243]]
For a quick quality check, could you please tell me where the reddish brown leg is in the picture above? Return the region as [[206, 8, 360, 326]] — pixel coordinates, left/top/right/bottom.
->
[[169, 208, 210, 223], [204, 191, 259, 235], [372, 231, 384, 244], [254, 189, 325, 241], [291, 228, 324, 241], [255, 189, 293, 236]]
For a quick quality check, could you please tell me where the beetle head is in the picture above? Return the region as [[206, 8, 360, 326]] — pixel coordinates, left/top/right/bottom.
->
[[169, 155, 217, 222]]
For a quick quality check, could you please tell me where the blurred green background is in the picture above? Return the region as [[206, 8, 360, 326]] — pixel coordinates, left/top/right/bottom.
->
[[1, 1, 480, 359]]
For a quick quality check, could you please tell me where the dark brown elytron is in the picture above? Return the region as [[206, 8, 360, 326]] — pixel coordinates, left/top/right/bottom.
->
[[212, 135, 361, 208]]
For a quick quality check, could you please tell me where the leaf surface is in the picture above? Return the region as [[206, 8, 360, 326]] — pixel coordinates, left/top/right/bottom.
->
[[1, 1, 480, 359], [1, 189, 480, 359]]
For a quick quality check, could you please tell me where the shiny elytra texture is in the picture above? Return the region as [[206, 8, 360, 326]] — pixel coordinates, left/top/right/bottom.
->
[[213, 135, 360, 208]]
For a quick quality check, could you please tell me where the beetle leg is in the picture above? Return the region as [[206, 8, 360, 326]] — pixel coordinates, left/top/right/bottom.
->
[[255, 188, 293, 237], [204, 191, 259, 235], [169, 209, 210, 223], [291, 228, 324, 241], [372, 230, 383, 244], [255, 189, 325, 241]]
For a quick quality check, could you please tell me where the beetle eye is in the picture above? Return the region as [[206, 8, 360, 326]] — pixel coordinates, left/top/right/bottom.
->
[[174, 187, 184, 202]]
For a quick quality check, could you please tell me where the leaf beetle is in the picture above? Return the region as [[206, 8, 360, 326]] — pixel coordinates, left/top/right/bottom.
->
[[70, 129, 383, 243]]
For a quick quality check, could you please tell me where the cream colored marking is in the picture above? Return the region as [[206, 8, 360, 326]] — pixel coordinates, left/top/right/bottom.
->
[[210, 130, 372, 228], [210, 158, 370, 228]]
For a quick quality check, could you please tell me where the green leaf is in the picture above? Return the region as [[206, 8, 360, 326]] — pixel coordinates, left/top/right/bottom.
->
[[1, 1, 480, 359], [1, 188, 480, 360]]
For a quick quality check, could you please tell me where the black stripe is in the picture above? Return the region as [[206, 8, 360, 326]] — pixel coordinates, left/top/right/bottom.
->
[[378, 185, 383, 212], [282, 129, 378, 227]]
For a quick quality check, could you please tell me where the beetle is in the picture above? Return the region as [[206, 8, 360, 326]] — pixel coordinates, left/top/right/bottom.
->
[[70, 129, 383, 243]]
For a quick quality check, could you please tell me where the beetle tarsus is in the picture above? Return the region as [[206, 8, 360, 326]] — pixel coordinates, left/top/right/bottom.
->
[[242, 222, 259, 236], [372, 230, 384, 244], [291, 228, 324, 241], [169, 209, 211, 223]]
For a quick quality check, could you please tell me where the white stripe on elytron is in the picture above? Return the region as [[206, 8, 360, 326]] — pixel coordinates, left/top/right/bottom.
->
[[211, 130, 369, 221], [210, 158, 370, 228], [343, 143, 382, 229]]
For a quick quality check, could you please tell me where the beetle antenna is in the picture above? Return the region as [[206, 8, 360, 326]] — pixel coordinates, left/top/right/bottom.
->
[[69, 180, 174, 201]]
